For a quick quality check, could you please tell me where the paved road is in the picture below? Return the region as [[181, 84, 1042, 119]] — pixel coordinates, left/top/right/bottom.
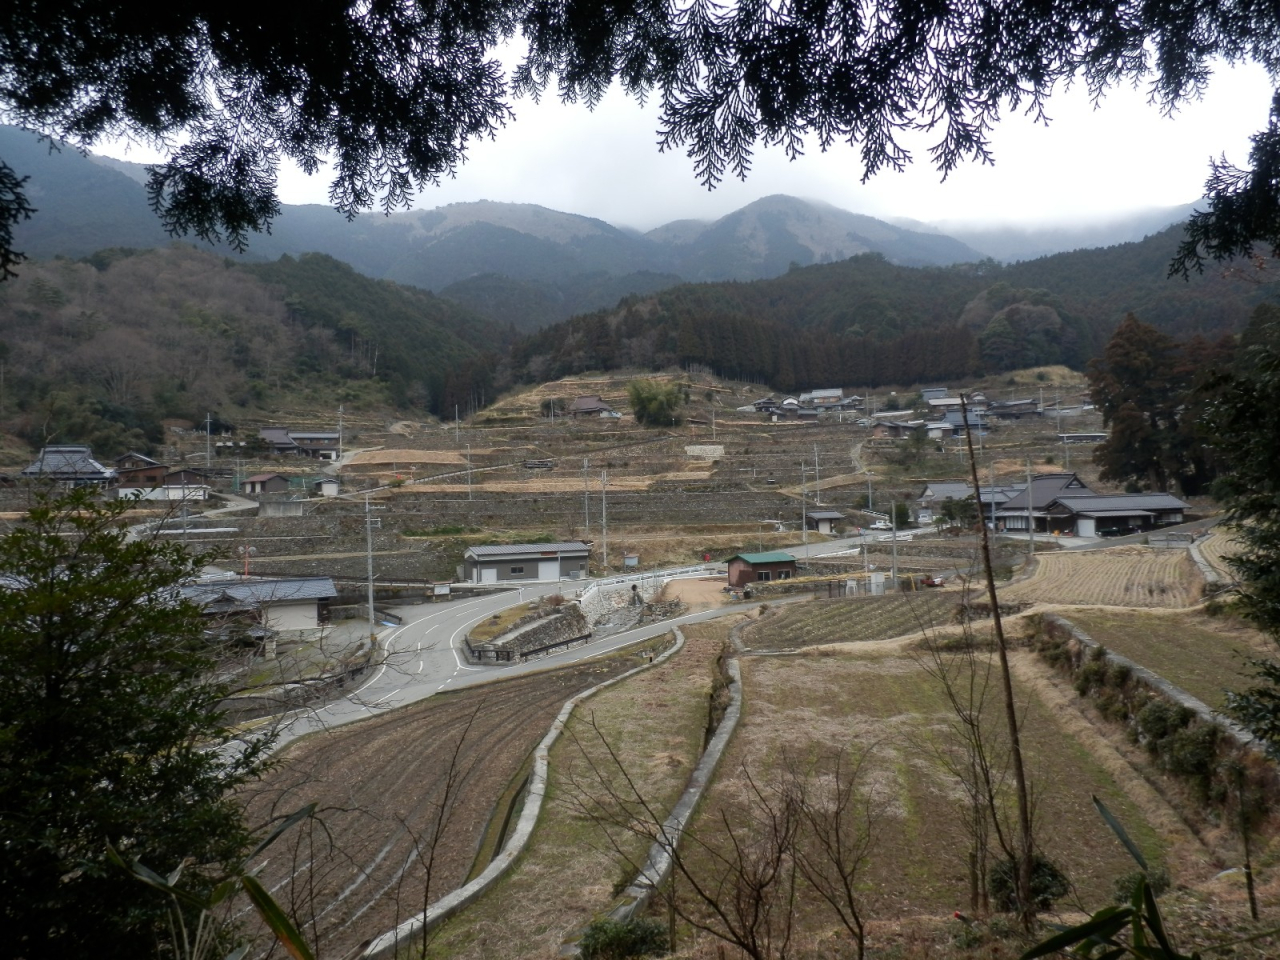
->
[[260, 572, 744, 753], [251, 533, 898, 754]]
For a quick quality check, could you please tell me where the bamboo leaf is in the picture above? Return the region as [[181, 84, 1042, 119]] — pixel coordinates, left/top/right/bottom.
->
[[239, 875, 316, 960], [1143, 881, 1179, 957], [1019, 907, 1133, 959], [1094, 795, 1149, 872], [250, 803, 318, 859]]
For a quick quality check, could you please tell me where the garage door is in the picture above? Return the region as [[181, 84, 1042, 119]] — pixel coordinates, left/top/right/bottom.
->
[[538, 559, 559, 581], [481, 567, 497, 584]]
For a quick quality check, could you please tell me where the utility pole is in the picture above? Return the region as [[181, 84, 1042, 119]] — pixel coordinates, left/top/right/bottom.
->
[[365, 494, 381, 643], [712, 405, 716, 441], [1026, 458, 1036, 556], [205, 412, 212, 466], [890, 499, 899, 589], [601, 470, 609, 568], [466, 443, 472, 500], [813, 443, 821, 505], [338, 403, 344, 460], [801, 460, 809, 551], [455, 405, 459, 443], [583, 457, 590, 536]]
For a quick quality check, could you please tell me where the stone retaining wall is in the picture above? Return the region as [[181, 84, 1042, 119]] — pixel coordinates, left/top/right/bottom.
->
[[468, 604, 592, 662]]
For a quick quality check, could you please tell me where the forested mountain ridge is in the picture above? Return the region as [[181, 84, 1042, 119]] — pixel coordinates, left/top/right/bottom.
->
[[511, 227, 1278, 391], [0, 247, 501, 456]]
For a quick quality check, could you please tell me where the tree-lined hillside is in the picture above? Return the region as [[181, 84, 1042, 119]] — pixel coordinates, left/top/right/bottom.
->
[[0, 247, 501, 455], [511, 228, 1279, 390]]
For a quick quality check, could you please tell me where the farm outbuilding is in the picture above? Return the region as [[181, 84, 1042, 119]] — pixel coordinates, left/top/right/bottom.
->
[[181, 576, 336, 632], [805, 510, 844, 534], [463, 542, 590, 584], [724, 551, 798, 589]]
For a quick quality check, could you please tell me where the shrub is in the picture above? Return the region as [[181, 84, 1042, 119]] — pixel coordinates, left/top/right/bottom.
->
[[579, 918, 669, 960], [1075, 659, 1108, 696], [1163, 723, 1221, 790], [1135, 699, 1194, 747], [989, 853, 1071, 912], [1114, 865, 1171, 904]]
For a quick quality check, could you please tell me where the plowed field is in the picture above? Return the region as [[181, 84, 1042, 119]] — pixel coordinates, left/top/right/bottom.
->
[[1197, 529, 1242, 581], [743, 593, 957, 650], [240, 653, 653, 958], [998, 547, 1201, 608]]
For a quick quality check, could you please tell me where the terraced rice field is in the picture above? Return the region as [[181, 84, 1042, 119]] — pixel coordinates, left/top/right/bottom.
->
[[999, 547, 1201, 608], [1197, 529, 1242, 581], [685, 649, 1166, 926], [1056, 608, 1272, 708], [743, 593, 957, 650]]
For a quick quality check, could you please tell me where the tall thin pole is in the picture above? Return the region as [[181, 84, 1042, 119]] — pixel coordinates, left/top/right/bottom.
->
[[366, 495, 376, 639], [1026, 458, 1036, 556], [455, 405, 459, 442], [813, 443, 821, 506], [601, 470, 609, 568], [338, 403, 344, 460], [801, 460, 809, 551], [466, 443, 472, 500], [583, 457, 590, 536], [890, 499, 899, 589], [962, 393, 1035, 924], [205, 412, 212, 466]]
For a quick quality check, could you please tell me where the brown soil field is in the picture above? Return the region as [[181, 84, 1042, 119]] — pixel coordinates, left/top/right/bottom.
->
[[999, 547, 1202, 608], [423, 621, 730, 960], [240, 647, 663, 958], [348, 448, 475, 466], [404, 471, 712, 494], [678, 645, 1220, 951], [658, 576, 733, 612], [743, 593, 958, 650], [1052, 607, 1274, 709]]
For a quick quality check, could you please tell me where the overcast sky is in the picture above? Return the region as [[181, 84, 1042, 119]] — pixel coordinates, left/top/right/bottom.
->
[[100, 59, 1276, 233]]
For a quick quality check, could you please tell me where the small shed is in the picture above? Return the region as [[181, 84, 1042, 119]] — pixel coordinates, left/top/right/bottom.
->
[[463, 542, 591, 584], [567, 395, 616, 418], [725, 551, 798, 589], [805, 510, 845, 535], [244, 473, 291, 495]]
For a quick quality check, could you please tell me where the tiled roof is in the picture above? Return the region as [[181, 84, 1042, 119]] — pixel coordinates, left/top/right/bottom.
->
[[21, 446, 115, 479], [999, 473, 1094, 511], [181, 576, 337, 607], [465, 542, 590, 559], [1050, 493, 1189, 514]]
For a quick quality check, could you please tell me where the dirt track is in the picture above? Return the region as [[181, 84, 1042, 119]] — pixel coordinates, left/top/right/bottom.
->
[[241, 653, 651, 957]]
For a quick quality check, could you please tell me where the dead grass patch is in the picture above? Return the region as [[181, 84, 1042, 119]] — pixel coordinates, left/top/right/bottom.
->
[[424, 621, 736, 960], [1000, 547, 1201, 608]]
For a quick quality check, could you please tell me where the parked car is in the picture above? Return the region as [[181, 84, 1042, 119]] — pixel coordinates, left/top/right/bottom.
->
[[869, 520, 893, 530]]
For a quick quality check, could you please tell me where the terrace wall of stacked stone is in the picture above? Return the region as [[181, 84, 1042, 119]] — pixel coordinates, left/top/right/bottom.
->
[[464, 603, 592, 663]]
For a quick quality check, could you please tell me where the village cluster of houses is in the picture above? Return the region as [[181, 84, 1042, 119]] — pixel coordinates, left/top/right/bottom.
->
[[917, 472, 1189, 539]]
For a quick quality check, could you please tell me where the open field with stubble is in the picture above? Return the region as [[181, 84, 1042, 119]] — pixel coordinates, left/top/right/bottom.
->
[[680, 647, 1171, 943], [240, 643, 667, 959], [999, 547, 1202, 608], [742, 593, 959, 650], [423, 621, 731, 960], [1053, 607, 1275, 709]]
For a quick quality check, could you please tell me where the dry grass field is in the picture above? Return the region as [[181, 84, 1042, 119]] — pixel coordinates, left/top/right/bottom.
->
[[999, 547, 1202, 608], [681, 647, 1171, 943], [1055, 608, 1273, 709], [1198, 529, 1242, 581], [422, 622, 730, 960], [743, 593, 958, 650]]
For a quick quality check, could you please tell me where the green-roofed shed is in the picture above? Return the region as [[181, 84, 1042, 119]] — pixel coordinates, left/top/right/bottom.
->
[[725, 551, 798, 589]]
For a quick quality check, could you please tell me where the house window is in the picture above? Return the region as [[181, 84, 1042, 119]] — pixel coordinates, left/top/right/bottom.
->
[[778, 570, 791, 580], [757, 571, 771, 582], [510, 565, 525, 574]]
